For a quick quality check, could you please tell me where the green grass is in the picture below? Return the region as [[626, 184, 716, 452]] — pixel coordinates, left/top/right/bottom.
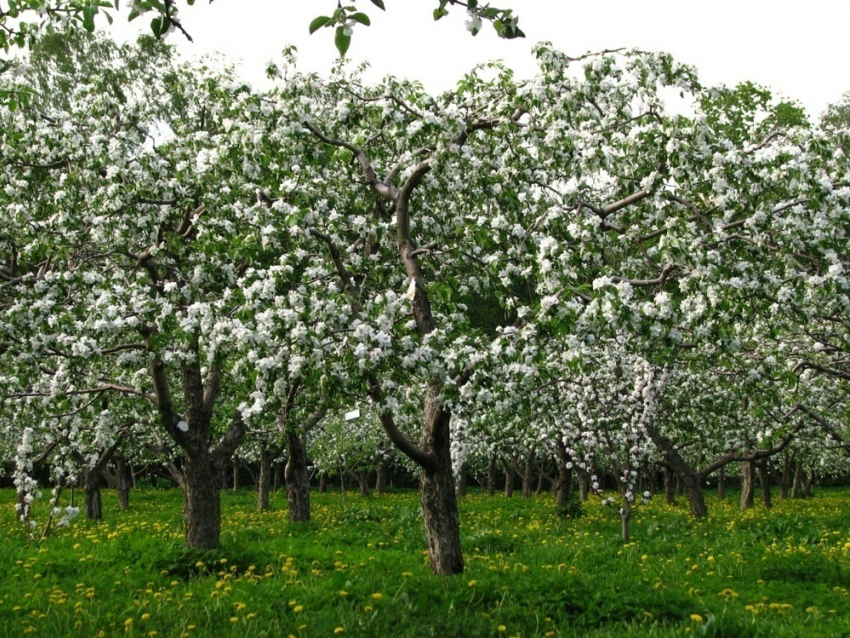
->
[[1, 487, 849, 637]]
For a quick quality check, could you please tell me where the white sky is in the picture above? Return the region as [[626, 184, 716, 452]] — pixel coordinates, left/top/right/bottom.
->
[[108, 0, 850, 119]]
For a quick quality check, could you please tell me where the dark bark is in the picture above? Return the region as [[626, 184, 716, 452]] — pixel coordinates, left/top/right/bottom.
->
[[285, 431, 311, 522], [663, 467, 676, 505], [318, 472, 328, 493], [357, 469, 370, 497], [758, 459, 772, 509], [455, 463, 468, 498], [257, 449, 273, 511], [182, 454, 221, 551], [273, 461, 283, 493], [231, 459, 240, 493], [804, 468, 815, 497], [116, 457, 130, 511], [740, 460, 755, 510], [717, 465, 726, 499], [780, 452, 794, 499], [554, 440, 573, 510], [577, 467, 590, 501], [503, 457, 516, 498], [376, 462, 388, 495], [418, 397, 463, 575], [791, 460, 804, 498], [487, 455, 497, 496], [83, 472, 103, 520], [521, 449, 534, 499]]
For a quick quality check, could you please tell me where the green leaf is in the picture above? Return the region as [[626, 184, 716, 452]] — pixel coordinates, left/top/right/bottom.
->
[[150, 15, 170, 38], [369, 0, 386, 10], [309, 15, 332, 34], [335, 26, 351, 57], [433, 7, 449, 20], [8, 99, 17, 112], [82, 5, 97, 32], [350, 12, 371, 26]]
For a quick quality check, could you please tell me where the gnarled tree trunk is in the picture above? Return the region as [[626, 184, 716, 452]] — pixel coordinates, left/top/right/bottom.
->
[[418, 398, 463, 575]]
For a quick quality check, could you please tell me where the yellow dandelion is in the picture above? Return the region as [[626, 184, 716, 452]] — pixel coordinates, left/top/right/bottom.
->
[[498, 625, 506, 632], [229, 617, 239, 623], [334, 628, 344, 634], [690, 614, 703, 623], [294, 605, 303, 613], [141, 613, 151, 621], [371, 593, 383, 601]]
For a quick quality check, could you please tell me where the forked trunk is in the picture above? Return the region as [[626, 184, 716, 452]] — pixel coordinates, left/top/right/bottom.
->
[[285, 431, 310, 522], [182, 455, 221, 551], [740, 460, 755, 510]]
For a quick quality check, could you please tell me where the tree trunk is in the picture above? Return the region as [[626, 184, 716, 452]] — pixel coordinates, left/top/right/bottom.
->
[[285, 431, 310, 522], [231, 459, 239, 493], [758, 459, 772, 509], [357, 469, 370, 497], [536, 459, 547, 495], [554, 441, 573, 511], [116, 457, 130, 511], [455, 463, 468, 498], [418, 393, 463, 575], [804, 468, 815, 497], [521, 449, 534, 499], [663, 467, 676, 505], [376, 462, 388, 495], [318, 472, 328, 494], [577, 468, 590, 501], [675, 475, 684, 496], [740, 460, 755, 510], [503, 458, 516, 498], [273, 461, 283, 493], [257, 449, 273, 511], [780, 452, 793, 499], [682, 471, 708, 518], [791, 463, 802, 498], [80, 468, 104, 520], [487, 455, 497, 496], [182, 454, 221, 550], [717, 465, 726, 500]]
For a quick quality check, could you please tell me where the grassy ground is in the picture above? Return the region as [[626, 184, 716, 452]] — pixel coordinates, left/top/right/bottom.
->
[[1, 486, 849, 637]]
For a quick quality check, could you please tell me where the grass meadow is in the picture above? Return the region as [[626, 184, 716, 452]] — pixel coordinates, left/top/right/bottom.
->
[[1, 486, 849, 637]]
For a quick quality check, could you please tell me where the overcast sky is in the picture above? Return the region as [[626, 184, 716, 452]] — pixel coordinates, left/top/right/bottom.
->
[[110, 0, 850, 119]]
